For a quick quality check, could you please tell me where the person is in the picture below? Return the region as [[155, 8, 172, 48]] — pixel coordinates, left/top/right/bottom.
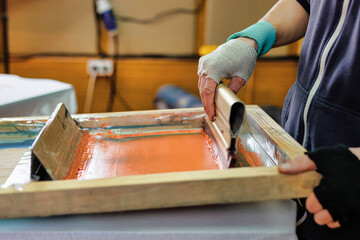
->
[[197, 0, 360, 239]]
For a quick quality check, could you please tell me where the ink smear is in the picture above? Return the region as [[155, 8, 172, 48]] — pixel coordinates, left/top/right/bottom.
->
[[236, 137, 264, 167]]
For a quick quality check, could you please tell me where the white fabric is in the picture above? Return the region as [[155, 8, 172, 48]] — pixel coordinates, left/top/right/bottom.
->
[[0, 74, 77, 117], [0, 200, 297, 240], [198, 39, 257, 84]]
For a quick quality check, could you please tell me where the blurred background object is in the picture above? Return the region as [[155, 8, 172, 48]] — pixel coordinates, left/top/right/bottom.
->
[[0, 0, 302, 115], [0, 0, 9, 74], [154, 84, 202, 109], [0, 74, 77, 117]]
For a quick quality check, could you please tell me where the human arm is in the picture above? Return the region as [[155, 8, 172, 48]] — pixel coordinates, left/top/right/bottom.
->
[[260, 0, 309, 47], [278, 146, 360, 229], [198, 0, 309, 120]]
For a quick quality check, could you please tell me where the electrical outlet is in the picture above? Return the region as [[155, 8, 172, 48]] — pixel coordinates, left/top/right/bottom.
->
[[87, 59, 114, 76]]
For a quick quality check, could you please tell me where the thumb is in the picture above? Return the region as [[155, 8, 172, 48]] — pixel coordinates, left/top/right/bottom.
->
[[278, 155, 317, 174]]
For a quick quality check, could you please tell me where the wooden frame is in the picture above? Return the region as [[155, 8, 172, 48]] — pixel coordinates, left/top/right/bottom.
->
[[0, 106, 321, 219]]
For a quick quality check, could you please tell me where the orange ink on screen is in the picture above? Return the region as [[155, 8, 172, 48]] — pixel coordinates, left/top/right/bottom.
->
[[64, 131, 96, 179], [202, 131, 222, 169], [236, 137, 264, 167], [64, 129, 220, 180], [97, 129, 203, 140]]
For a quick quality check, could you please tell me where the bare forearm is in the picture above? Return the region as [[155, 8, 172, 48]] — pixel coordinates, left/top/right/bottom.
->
[[261, 0, 309, 47]]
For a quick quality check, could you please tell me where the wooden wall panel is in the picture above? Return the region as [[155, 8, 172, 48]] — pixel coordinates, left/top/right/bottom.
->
[[9, 57, 298, 114], [90, 77, 111, 113], [113, 59, 199, 111], [253, 61, 298, 108]]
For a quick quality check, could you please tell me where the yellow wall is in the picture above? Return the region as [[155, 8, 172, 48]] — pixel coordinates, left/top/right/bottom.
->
[[8, 0, 98, 55], [8, 0, 196, 56], [8, 0, 290, 57], [7, 1, 299, 114], [205, 0, 289, 56]]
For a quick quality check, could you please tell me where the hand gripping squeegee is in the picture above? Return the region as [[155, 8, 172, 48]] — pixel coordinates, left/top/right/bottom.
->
[[203, 83, 245, 169]]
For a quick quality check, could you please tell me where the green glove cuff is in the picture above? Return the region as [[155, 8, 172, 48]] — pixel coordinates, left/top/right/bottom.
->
[[227, 21, 276, 57]]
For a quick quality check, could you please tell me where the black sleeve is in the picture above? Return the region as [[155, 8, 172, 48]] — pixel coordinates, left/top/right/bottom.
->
[[297, 0, 310, 14]]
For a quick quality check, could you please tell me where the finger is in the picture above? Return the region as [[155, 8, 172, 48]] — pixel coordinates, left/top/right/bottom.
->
[[278, 155, 317, 174], [306, 193, 340, 228], [228, 76, 246, 94], [306, 192, 323, 214], [199, 75, 217, 120], [203, 78, 217, 121], [313, 209, 335, 226], [327, 221, 341, 229]]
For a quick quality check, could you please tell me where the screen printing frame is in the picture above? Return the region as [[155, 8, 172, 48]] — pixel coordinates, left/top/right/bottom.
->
[[0, 106, 321, 219]]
